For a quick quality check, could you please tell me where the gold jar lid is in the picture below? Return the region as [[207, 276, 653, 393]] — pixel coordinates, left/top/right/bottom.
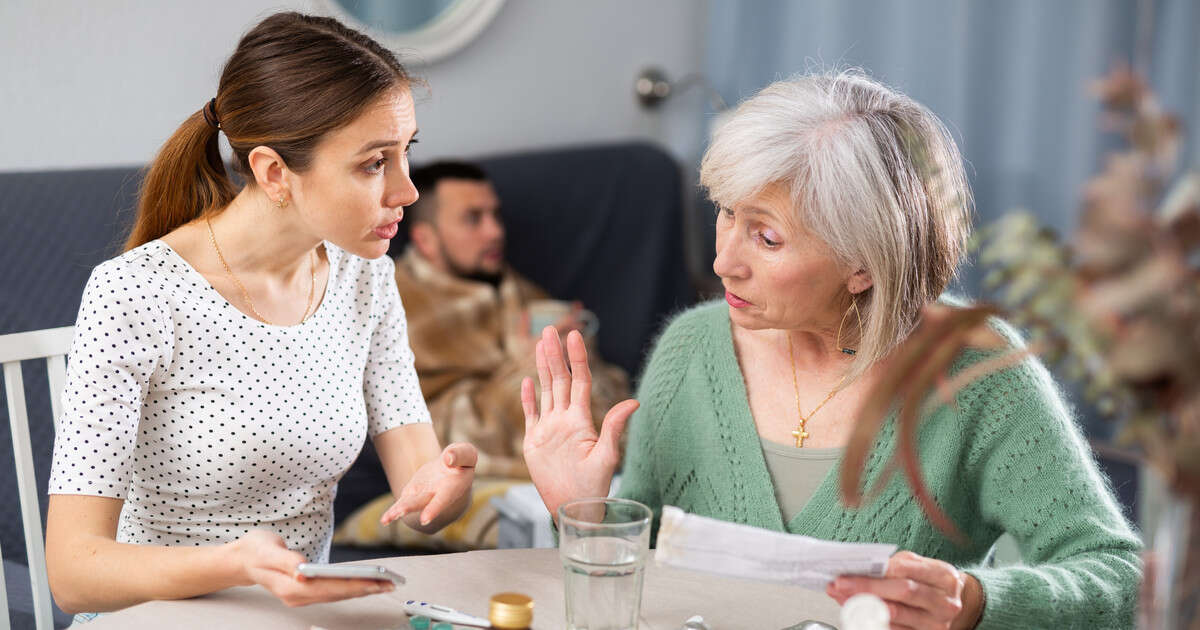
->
[[489, 592, 534, 629]]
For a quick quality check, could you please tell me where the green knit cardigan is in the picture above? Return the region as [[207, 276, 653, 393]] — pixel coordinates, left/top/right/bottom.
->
[[616, 301, 1142, 629]]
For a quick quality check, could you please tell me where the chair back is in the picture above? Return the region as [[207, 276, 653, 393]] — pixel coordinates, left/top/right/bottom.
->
[[0, 326, 74, 630]]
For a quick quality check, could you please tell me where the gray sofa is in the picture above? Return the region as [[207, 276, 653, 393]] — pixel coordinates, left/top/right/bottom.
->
[[0, 142, 697, 629]]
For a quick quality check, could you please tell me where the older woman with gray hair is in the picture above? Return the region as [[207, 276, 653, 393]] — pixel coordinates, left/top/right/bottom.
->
[[522, 71, 1141, 629]]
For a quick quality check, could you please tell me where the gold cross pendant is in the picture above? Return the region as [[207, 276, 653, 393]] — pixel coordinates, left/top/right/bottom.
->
[[792, 426, 810, 448]]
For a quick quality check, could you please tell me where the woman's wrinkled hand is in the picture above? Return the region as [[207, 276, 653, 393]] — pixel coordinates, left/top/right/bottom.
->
[[380, 442, 476, 529], [825, 550, 984, 630], [229, 530, 393, 606], [521, 327, 640, 518]]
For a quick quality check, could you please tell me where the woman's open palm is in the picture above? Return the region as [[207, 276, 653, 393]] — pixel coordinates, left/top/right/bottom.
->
[[521, 328, 640, 518]]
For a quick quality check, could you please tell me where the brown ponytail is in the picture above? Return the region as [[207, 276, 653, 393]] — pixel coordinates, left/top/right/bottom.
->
[[125, 109, 236, 250], [124, 12, 412, 251]]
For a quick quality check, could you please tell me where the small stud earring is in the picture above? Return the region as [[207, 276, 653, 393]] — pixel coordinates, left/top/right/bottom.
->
[[275, 196, 289, 209]]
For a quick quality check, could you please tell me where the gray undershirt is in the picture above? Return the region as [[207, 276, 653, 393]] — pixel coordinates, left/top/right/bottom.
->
[[759, 437, 843, 524]]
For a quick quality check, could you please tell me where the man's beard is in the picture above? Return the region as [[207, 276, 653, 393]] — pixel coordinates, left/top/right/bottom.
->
[[446, 255, 503, 287]]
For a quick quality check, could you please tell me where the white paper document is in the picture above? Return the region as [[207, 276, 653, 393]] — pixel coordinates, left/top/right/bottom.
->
[[654, 506, 896, 590]]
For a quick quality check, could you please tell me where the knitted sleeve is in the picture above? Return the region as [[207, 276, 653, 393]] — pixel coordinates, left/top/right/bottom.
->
[[959, 357, 1143, 629], [615, 307, 702, 545]]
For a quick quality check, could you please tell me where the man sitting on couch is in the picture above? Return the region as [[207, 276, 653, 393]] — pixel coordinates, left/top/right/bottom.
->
[[395, 161, 630, 478]]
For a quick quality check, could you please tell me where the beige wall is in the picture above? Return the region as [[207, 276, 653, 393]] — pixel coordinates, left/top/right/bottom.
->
[[0, 1, 710, 171]]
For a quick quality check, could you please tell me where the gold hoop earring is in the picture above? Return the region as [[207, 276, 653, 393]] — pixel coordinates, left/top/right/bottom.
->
[[835, 296, 864, 355]]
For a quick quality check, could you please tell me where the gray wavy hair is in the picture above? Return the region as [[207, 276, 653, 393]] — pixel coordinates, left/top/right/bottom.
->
[[700, 70, 972, 379]]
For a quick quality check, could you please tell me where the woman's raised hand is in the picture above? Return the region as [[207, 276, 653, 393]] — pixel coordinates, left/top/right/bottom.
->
[[229, 530, 393, 606], [521, 327, 640, 518]]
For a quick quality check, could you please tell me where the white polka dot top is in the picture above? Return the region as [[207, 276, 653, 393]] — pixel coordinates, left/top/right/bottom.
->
[[48, 240, 431, 562]]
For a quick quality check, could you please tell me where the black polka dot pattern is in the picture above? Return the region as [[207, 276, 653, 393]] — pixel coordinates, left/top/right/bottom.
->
[[48, 240, 430, 562]]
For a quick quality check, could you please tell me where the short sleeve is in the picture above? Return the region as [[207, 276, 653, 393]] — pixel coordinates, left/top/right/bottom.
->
[[49, 260, 174, 497], [363, 256, 431, 437]]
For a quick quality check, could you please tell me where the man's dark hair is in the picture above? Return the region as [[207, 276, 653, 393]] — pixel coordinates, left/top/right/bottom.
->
[[406, 161, 489, 232]]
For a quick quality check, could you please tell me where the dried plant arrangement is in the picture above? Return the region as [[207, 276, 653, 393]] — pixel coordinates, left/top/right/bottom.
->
[[842, 66, 1200, 628]]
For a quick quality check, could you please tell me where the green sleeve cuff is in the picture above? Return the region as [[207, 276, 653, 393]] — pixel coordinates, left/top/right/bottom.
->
[[963, 567, 1030, 630]]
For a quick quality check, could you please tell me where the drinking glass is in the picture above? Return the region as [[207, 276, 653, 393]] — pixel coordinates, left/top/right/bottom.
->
[[558, 497, 652, 630]]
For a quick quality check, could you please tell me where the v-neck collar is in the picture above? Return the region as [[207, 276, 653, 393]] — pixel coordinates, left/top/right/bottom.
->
[[710, 305, 863, 536]]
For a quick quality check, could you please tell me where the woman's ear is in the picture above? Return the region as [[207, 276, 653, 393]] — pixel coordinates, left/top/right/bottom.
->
[[246, 146, 291, 203], [847, 269, 873, 295]]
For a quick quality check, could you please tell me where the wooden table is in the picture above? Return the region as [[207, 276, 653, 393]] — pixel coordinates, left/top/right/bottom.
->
[[86, 549, 841, 629]]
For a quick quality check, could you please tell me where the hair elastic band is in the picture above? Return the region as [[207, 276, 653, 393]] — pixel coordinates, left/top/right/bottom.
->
[[202, 98, 221, 129]]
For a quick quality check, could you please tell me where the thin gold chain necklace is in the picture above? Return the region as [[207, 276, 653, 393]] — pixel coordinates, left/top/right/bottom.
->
[[787, 334, 847, 448], [786, 298, 863, 447], [205, 216, 316, 326]]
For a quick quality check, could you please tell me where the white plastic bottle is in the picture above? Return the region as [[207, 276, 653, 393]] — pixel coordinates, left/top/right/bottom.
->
[[840, 593, 890, 630]]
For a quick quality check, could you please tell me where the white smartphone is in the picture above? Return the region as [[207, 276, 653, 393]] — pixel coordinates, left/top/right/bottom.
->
[[294, 562, 406, 585]]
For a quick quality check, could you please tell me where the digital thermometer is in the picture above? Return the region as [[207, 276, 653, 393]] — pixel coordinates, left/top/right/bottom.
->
[[403, 599, 492, 627]]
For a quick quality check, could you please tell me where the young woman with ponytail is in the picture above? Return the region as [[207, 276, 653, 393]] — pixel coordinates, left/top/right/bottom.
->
[[44, 12, 475, 617]]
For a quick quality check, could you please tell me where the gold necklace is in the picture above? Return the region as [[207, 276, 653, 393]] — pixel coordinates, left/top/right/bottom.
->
[[205, 216, 316, 326], [787, 298, 862, 447], [787, 334, 847, 448]]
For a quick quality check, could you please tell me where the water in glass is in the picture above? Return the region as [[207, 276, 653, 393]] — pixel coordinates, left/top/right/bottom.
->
[[562, 536, 644, 630]]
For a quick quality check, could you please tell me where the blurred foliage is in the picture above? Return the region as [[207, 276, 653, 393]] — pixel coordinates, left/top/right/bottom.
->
[[842, 65, 1200, 535]]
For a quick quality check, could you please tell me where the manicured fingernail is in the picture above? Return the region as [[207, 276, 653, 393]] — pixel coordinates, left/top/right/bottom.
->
[[421, 516, 431, 526]]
